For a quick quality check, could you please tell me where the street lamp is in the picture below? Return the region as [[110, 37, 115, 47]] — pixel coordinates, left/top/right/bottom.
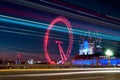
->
[[105, 49, 113, 56], [105, 49, 114, 66]]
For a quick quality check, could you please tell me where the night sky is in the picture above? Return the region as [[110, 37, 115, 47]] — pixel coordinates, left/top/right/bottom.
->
[[0, 0, 120, 60]]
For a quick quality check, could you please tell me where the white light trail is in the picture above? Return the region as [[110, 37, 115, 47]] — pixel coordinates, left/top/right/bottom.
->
[[1, 68, 120, 77], [62, 76, 104, 80]]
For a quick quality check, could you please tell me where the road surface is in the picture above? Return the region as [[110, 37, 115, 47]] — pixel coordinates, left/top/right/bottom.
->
[[0, 68, 120, 80]]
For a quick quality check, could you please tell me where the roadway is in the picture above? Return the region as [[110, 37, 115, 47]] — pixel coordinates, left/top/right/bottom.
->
[[0, 68, 120, 80]]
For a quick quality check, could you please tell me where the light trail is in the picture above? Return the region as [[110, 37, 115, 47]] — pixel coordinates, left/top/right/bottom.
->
[[0, 25, 72, 40], [1, 6, 119, 37], [1, 68, 120, 77], [0, 25, 42, 34], [1, 25, 120, 46], [0, 15, 120, 41], [0, 26, 119, 47], [6, 0, 120, 27], [61, 76, 104, 80], [3, 70, 120, 77], [0, 68, 120, 71], [0, 44, 39, 52], [40, 0, 120, 25], [0, 28, 70, 41]]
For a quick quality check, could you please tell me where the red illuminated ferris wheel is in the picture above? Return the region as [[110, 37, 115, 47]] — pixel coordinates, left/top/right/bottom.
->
[[44, 16, 73, 64]]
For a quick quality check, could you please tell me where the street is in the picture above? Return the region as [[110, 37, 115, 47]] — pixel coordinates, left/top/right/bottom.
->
[[0, 68, 120, 80]]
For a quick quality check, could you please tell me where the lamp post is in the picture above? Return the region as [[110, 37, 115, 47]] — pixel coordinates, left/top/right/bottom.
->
[[105, 49, 113, 66]]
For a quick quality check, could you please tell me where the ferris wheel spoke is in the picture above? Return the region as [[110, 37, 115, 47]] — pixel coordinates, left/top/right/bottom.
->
[[44, 16, 73, 64]]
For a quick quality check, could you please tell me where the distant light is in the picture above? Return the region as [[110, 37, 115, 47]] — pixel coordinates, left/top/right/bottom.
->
[[105, 49, 113, 56], [28, 59, 34, 64]]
